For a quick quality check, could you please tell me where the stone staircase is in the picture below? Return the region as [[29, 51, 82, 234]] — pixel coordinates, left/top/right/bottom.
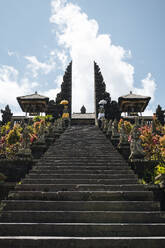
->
[[0, 125, 165, 247]]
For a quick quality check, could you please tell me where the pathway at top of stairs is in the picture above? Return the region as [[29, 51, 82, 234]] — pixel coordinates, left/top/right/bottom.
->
[[0, 125, 165, 248]]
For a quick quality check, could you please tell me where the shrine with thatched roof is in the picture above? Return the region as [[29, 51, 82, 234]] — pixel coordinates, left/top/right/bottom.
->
[[118, 91, 151, 116], [17, 92, 49, 116]]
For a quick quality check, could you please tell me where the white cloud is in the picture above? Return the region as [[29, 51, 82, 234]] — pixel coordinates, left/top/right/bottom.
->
[[25, 55, 56, 78], [0, 65, 40, 112], [50, 0, 156, 112], [50, 50, 56, 56], [55, 74, 63, 87], [57, 50, 68, 69], [134, 73, 156, 101], [42, 88, 60, 100], [143, 107, 154, 116]]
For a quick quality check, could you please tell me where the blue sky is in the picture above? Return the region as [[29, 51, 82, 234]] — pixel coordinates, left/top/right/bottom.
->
[[0, 0, 164, 115]]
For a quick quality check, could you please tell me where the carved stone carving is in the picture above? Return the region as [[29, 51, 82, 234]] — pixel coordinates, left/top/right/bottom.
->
[[129, 117, 145, 161], [80, 105, 86, 114], [118, 121, 129, 148], [16, 124, 32, 160], [106, 120, 112, 138], [103, 119, 108, 133], [111, 119, 119, 139]]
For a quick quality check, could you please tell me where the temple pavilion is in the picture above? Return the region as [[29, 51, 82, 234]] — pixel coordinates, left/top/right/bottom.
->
[[17, 92, 49, 116], [118, 91, 151, 116]]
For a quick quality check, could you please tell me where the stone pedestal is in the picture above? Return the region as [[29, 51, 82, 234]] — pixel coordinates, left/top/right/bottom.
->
[[129, 160, 157, 183], [118, 144, 130, 161], [30, 143, 47, 159], [111, 136, 120, 147], [16, 148, 32, 161], [106, 131, 112, 139]]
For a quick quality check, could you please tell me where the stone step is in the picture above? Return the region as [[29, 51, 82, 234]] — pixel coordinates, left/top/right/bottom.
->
[[0, 223, 165, 237], [43, 154, 122, 157], [15, 184, 147, 192], [36, 163, 128, 167], [0, 236, 165, 248], [2, 200, 160, 211], [34, 165, 130, 170], [40, 158, 125, 162], [22, 178, 138, 184], [40, 155, 124, 158], [8, 191, 153, 201], [32, 169, 134, 174], [45, 152, 120, 155], [26, 174, 137, 180], [0, 125, 163, 247], [38, 162, 126, 166], [1, 211, 165, 223]]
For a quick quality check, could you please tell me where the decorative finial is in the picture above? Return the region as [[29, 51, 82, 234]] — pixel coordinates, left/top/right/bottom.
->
[[35, 91, 38, 94], [130, 91, 133, 94]]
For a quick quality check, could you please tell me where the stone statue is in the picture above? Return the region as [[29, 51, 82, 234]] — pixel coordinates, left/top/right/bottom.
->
[[21, 124, 30, 149], [118, 121, 129, 148], [100, 118, 105, 130], [80, 105, 86, 114], [37, 122, 46, 144], [103, 119, 108, 133], [16, 124, 32, 159], [106, 120, 112, 138], [111, 119, 119, 138], [129, 119, 145, 161]]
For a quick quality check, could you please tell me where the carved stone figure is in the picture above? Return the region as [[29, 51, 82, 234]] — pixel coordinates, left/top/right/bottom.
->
[[129, 119, 145, 161], [80, 105, 86, 114], [118, 122, 129, 148], [103, 119, 108, 133], [111, 119, 119, 138], [106, 120, 112, 138], [100, 118, 105, 130], [22, 124, 30, 149], [17, 124, 32, 159]]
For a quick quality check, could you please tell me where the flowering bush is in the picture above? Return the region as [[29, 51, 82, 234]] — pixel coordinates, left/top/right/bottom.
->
[[118, 118, 165, 184], [6, 126, 21, 145], [0, 116, 53, 159], [118, 119, 132, 135]]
